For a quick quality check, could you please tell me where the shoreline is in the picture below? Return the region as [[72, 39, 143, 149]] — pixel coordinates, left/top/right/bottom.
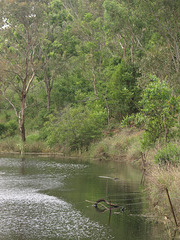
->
[[0, 129, 180, 230]]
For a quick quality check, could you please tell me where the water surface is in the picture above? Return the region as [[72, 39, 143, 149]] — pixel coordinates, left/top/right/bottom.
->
[[0, 156, 168, 239]]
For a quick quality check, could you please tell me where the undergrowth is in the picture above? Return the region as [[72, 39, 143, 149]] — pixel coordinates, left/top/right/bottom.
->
[[88, 128, 142, 161], [0, 133, 50, 154]]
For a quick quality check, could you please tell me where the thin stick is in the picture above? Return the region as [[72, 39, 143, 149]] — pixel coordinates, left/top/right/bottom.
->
[[165, 188, 178, 228], [109, 194, 111, 211]]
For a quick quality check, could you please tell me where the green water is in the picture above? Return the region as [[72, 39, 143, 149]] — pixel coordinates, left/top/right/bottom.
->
[[0, 156, 169, 239]]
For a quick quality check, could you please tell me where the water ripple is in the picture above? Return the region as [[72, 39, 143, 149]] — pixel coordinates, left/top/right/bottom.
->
[[0, 158, 112, 240]]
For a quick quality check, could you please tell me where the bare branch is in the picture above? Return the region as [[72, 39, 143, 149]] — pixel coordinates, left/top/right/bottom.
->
[[2, 89, 18, 117], [29, 79, 44, 91], [25, 71, 35, 93], [2, 68, 23, 81], [25, 45, 36, 93]]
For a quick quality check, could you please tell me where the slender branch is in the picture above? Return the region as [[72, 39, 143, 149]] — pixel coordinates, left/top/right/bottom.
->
[[165, 188, 178, 228], [25, 71, 35, 93], [25, 46, 36, 93], [29, 80, 44, 91], [2, 68, 23, 81], [2, 89, 18, 117]]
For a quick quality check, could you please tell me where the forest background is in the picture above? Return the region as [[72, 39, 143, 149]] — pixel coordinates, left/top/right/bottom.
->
[[0, 0, 180, 163]]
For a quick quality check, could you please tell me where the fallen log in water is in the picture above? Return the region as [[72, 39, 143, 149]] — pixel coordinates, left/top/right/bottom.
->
[[85, 199, 125, 212], [94, 198, 119, 209]]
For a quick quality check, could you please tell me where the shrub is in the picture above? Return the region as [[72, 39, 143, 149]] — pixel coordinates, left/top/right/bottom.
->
[[140, 76, 179, 147], [24, 141, 46, 153], [107, 61, 141, 120], [0, 120, 18, 138], [154, 143, 180, 165], [0, 123, 7, 136], [42, 104, 107, 151], [122, 75, 180, 150], [92, 142, 110, 160], [5, 120, 18, 137], [26, 133, 40, 142], [0, 136, 20, 152]]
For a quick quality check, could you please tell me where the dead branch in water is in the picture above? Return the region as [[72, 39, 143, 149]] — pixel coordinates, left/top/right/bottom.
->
[[94, 198, 119, 208]]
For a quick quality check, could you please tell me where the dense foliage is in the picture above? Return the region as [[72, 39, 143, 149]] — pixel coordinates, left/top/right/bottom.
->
[[122, 76, 180, 150], [0, 0, 180, 153]]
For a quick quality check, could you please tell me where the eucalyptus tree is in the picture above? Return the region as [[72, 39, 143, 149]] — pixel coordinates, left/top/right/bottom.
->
[[103, 0, 137, 63], [39, 0, 78, 111], [102, 0, 180, 93], [62, 0, 113, 122], [62, 0, 105, 98], [0, 0, 46, 142], [140, 0, 180, 88]]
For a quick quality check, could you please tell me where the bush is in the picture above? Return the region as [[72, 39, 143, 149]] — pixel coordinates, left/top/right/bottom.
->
[[0, 136, 20, 152], [107, 61, 141, 120], [42, 104, 107, 151], [92, 142, 110, 160], [5, 120, 18, 136], [24, 141, 46, 153], [154, 143, 180, 165], [122, 75, 180, 150], [0, 120, 18, 138], [140, 76, 180, 147], [26, 133, 40, 142], [0, 123, 7, 136]]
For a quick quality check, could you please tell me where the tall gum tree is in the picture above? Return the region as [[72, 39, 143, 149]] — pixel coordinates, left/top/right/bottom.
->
[[0, 0, 45, 142], [39, 0, 70, 111]]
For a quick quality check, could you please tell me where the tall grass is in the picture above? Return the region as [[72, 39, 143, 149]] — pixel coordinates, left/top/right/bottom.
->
[[0, 136, 20, 153], [88, 128, 143, 161], [0, 132, 50, 154], [146, 165, 180, 226]]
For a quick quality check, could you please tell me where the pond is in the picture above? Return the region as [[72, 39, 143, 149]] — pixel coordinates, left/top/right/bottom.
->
[[0, 156, 168, 240]]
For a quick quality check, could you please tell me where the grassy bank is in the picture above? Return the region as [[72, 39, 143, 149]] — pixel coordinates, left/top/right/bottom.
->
[[0, 134, 53, 154], [0, 127, 144, 159], [85, 128, 180, 229], [86, 128, 143, 162], [146, 166, 180, 229]]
